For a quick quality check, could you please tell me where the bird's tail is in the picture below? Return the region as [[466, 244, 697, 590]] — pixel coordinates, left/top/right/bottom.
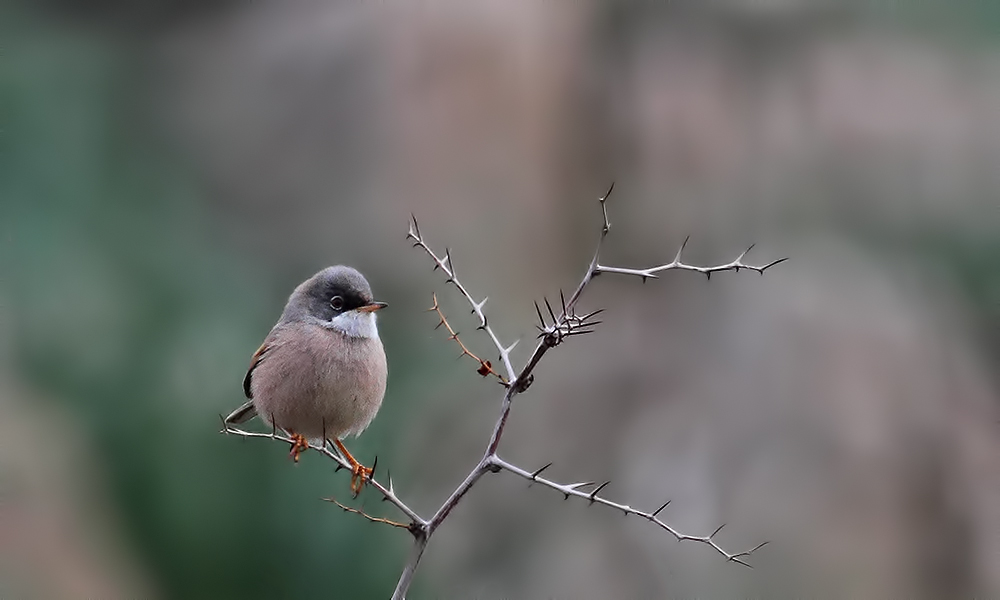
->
[[224, 400, 257, 425]]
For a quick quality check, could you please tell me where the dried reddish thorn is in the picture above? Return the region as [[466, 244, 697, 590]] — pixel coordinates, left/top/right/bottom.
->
[[477, 360, 493, 377]]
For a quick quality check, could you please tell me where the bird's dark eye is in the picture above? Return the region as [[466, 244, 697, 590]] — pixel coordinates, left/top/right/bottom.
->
[[330, 296, 345, 310]]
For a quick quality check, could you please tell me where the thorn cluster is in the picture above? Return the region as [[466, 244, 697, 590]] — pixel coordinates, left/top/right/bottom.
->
[[534, 289, 604, 348]]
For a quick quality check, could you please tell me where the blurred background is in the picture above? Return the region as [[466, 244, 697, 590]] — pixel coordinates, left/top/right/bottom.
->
[[4, 0, 1000, 597]]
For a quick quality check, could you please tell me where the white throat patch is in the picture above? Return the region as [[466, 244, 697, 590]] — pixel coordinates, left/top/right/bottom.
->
[[328, 310, 379, 339]]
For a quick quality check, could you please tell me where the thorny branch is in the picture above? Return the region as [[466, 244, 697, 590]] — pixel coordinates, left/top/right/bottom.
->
[[221, 422, 427, 528], [488, 456, 770, 567], [226, 185, 784, 599], [407, 217, 520, 382]]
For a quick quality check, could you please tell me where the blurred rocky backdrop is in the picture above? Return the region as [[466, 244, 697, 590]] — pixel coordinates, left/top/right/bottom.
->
[[3, 0, 1000, 597]]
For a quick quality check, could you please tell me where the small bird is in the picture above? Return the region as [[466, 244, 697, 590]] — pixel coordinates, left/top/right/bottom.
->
[[225, 266, 388, 495]]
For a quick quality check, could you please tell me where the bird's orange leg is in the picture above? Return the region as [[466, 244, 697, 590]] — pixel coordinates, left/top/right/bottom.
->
[[334, 439, 372, 496], [288, 432, 309, 462]]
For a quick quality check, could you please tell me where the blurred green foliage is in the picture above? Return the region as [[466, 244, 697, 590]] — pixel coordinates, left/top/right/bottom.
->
[[1, 4, 421, 598]]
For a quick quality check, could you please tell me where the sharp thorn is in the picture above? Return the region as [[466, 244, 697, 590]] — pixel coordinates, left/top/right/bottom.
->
[[544, 297, 556, 323], [652, 500, 671, 517], [705, 271, 712, 280], [749, 540, 770, 553], [335, 464, 344, 472], [763, 257, 789, 271], [530, 462, 553, 479], [505, 339, 519, 354], [710, 523, 726, 539], [370, 455, 378, 480], [569, 481, 596, 491], [601, 181, 615, 204], [674, 235, 690, 262], [534, 300, 546, 327], [589, 481, 611, 502], [560, 289, 567, 317]]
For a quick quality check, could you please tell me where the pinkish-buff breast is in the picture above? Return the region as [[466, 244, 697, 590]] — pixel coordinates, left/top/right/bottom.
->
[[251, 322, 387, 441]]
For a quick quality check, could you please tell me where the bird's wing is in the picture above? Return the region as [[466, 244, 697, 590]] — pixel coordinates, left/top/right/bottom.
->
[[224, 335, 277, 425], [242, 339, 273, 398]]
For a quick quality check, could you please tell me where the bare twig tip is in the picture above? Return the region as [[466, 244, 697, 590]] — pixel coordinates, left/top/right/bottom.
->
[[601, 181, 615, 203]]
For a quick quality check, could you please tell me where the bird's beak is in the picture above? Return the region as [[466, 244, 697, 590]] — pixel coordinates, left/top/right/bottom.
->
[[356, 301, 388, 313]]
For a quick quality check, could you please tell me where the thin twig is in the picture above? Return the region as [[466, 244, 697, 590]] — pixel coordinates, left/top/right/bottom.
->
[[428, 293, 508, 384], [596, 238, 787, 280], [221, 424, 427, 527], [489, 455, 768, 567], [326, 499, 415, 531]]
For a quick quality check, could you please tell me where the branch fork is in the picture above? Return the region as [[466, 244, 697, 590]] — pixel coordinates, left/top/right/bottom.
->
[[226, 185, 783, 598]]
